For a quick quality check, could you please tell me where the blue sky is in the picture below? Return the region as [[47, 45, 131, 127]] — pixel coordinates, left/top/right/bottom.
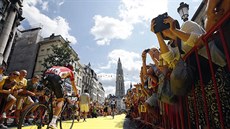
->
[[21, 0, 202, 96]]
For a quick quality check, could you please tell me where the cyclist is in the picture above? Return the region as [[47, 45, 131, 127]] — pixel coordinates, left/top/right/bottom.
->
[[110, 99, 116, 118], [42, 64, 78, 129]]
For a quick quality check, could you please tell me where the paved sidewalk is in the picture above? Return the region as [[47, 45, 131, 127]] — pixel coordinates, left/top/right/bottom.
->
[[123, 118, 154, 129]]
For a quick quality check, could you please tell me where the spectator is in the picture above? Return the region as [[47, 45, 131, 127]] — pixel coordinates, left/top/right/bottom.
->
[[103, 99, 109, 117], [152, 15, 226, 68], [110, 99, 116, 113], [75, 98, 80, 122], [204, 0, 230, 58], [14, 70, 35, 125], [91, 102, 98, 118], [0, 65, 6, 82], [151, 14, 230, 129], [79, 89, 90, 122], [205, 0, 230, 31], [141, 49, 161, 122], [0, 71, 19, 128], [26, 75, 43, 103]]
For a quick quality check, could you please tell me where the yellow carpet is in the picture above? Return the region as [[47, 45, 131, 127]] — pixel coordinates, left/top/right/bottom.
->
[[16, 114, 126, 129], [72, 114, 125, 129]]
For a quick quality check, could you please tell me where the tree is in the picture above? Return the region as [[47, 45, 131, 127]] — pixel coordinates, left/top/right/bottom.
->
[[42, 42, 77, 69]]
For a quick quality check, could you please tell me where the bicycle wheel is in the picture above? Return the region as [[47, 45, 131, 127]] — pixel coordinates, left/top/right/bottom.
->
[[18, 103, 51, 129], [58, 105, 75, 129]]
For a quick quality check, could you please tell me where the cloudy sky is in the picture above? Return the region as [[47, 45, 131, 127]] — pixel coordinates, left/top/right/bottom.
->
[[21, 0, 202, 96]]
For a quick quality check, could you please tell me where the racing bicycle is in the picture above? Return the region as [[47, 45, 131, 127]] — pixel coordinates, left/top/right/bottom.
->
[[18, 88, 76, 129]]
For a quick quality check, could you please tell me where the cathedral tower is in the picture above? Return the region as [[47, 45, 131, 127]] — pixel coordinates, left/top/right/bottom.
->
[[115, 58, 125, 98]]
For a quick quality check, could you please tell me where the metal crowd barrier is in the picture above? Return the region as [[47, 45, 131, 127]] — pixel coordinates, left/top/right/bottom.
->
[[162, 11, 230, 129]]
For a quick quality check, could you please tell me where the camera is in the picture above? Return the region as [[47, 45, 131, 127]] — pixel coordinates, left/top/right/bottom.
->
[[152, 12, 170, 33]]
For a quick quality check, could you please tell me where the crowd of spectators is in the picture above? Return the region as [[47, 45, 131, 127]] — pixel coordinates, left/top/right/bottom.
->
[[122, 0, 230, 129], [0, 65, 121, 128], [0, 0, 229, 129], [0, 68, 44, 128]]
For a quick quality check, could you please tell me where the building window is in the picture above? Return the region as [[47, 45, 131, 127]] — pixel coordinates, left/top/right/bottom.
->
[[0, 0, 7, 15]]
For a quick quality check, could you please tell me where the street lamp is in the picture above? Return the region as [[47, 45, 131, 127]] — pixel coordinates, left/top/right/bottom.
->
[[177, 2, 189, 22]]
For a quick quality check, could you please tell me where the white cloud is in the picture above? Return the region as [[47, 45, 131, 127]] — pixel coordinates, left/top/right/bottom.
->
[[119, 0, 168, 24], [102, 80, 139, 96], [107, 49, 142, 71], [99, 61, 113, 70], [97, 73, 116, 96], [26, 0, 42, 6], [22, 0, 77, 44], [58, 1, 65, 6], [41, 1, 49, 11], [91, 0, 167, 45], [17, 25, 25, 31], [98, 49, 142, 95], [96, 38, 111, 46], [104, 86, 116, 97], [192, 0, 201, 2], [99, 74, 138, 96], [91, 15, 133, 45]]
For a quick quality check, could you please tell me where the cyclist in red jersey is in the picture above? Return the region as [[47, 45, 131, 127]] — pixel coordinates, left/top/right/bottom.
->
[[42, 64, 78, 129]]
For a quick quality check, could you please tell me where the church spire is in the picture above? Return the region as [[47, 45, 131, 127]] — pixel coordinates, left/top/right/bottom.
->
[[118, 57, 122, 68], [115, 58, 125, 98]]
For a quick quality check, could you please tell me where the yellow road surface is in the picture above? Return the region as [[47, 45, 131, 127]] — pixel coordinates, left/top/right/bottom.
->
[[72, 114, 125, 129], [17, 114, 126, 129]]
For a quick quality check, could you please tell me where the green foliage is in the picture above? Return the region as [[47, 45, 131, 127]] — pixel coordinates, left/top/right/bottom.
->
[[42, 43, 75, 69]]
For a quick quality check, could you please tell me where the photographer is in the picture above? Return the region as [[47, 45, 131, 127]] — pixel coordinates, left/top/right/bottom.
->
[[151, 15, 184, 68], [151, 13, 226, 68], [141, 48, 159, 85], [141, 49, 161, 121], [151, 13, 230, 129]]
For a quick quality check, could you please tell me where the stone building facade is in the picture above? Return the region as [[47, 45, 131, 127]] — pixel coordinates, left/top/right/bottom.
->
[[7, 27, 42, 78], [34, 34, 82, 94], [0, 0, 24, 65], [82, 63, 105, 103]]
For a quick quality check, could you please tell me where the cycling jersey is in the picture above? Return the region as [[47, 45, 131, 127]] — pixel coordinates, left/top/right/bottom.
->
[[45, 66, 75, 81], [43, 66, 75, 99]]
